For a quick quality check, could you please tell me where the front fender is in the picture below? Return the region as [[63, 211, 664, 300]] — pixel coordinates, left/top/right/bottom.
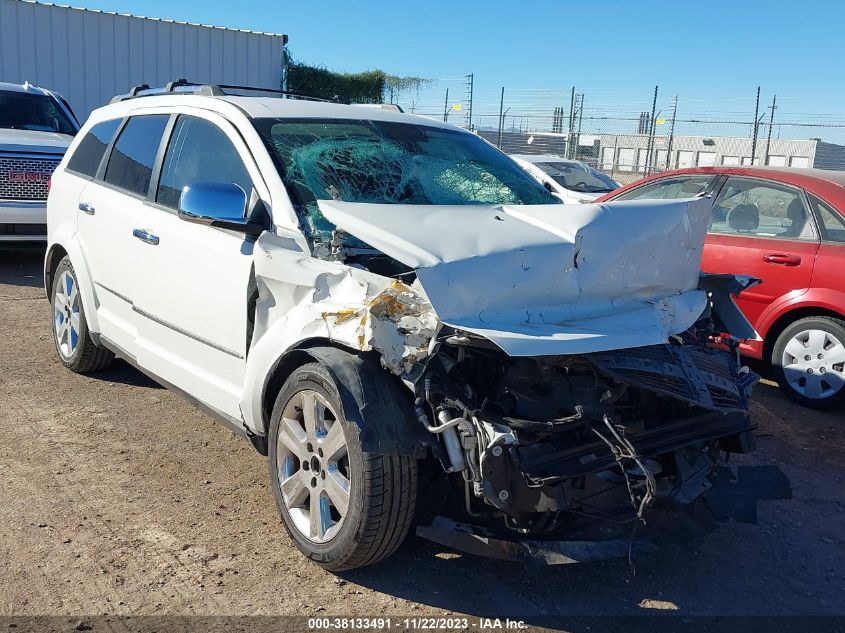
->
[[44, 229, 101, 335]]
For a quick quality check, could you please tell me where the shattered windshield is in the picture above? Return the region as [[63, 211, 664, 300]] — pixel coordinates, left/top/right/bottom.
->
[[253, 117, 558, 248], [536, 161, 619, 193]]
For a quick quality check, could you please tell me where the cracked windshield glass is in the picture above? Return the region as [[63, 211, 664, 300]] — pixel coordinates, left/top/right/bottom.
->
[[253, 117, 558, 248]]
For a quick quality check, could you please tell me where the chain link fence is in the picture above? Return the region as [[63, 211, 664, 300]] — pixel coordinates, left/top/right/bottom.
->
[[394, 84, 845, 182]]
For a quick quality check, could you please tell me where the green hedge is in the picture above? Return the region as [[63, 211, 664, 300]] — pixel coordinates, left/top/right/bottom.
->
[[285, 52, 386, 103], [283, 52, 431, 104]]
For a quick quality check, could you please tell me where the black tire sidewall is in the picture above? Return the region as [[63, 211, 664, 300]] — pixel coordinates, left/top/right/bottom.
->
[[772, 317, 845, 410], [268, 363, 368, 567], [51, 257, 88, 371]]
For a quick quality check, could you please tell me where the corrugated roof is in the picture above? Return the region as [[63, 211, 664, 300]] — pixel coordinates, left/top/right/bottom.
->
[[16, 0, 287, 38]]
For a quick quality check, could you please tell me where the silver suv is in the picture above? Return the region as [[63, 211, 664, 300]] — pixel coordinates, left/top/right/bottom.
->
[[1, 82, 79, 241], [45, 82, 774, 570]]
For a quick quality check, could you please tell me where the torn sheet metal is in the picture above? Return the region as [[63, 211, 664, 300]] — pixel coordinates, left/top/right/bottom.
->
[[319, 197, 714, 355], [318, 274, 439, 374]]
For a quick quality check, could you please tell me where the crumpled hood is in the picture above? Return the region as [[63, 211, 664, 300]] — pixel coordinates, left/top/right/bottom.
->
[[0, 128, 72, 154], [319, 197, 713, 355]]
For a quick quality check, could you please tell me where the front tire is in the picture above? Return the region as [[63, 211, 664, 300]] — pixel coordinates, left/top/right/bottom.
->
[[50, 256, 113, 373], [772, 316, 845, 410], [268, 362, 417, 571]]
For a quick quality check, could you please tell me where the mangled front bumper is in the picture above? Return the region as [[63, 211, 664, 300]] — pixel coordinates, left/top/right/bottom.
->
[[418, 462, 792, 565]]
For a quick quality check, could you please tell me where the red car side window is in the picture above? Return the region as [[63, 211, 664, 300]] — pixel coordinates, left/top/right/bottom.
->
[[613, 175, 715, 201], [709, 177, 816, 241], [809, 194, 845, 243]]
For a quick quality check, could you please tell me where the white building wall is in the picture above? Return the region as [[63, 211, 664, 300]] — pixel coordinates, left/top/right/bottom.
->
[[0, 0, 286, 120], [592, 132, 821, 182]]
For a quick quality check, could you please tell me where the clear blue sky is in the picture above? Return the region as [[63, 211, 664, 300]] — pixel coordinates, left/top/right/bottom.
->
[[61, 0, 845, 120]]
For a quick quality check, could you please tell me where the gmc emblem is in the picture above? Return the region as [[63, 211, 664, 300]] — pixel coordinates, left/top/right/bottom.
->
[[8, 171, 51, 183]]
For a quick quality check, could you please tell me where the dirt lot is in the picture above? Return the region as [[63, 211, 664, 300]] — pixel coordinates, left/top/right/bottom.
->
[[1, 245, 844, 621]]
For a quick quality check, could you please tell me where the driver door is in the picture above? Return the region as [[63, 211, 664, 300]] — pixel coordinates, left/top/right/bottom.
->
[[130, 111, 265, 420]]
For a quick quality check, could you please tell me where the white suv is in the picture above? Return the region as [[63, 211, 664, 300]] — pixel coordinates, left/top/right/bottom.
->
[[46, 83, 775, 570]]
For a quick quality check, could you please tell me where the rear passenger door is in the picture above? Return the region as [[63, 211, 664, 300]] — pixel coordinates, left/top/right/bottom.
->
[[807, 193, 845, 306], [131, 112, 262, 420], [702, 176, 819, 327], [76, 114, 170, 354]]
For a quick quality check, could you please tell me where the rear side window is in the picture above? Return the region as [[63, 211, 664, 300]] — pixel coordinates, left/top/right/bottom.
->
[[156, 116, 253, 209], [810, 194, 845, 243], [103, 115, 169, 196], [66, 119, 121, 177], [709, 177, 814, 240], [613, 175, 715, 201]]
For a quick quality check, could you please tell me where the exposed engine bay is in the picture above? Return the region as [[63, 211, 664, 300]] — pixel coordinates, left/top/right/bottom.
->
[[412, 318, 758, 538]]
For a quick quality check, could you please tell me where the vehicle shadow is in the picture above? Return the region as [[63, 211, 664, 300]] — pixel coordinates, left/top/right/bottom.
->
[[0, 245, 46, 289], [90, 357, 164, 389], [338, 534, 712, 621]]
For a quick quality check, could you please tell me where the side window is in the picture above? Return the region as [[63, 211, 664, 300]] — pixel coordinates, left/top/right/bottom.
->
[[809, 194, 845, 243], [103, 115, 169, 196], [66, 119, 121, 177], [156, 116, 253, 211], [709, 177, 815, 240], [614, 175, 714, 201]]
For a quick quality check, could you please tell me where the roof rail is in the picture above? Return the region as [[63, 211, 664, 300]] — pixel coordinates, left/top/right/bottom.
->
[[110, 79, 350, 105]]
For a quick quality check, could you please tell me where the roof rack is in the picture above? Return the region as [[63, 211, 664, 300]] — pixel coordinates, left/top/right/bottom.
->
[[110, 79, 351, 105]]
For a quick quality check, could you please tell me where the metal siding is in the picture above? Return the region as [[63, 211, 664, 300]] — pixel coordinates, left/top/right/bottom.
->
[[33, 2, 52, 87], [51, 7, 67, 93], [1, 0, 285, 120], [127, 15, 144, 89], [65, 7, 85, 112]]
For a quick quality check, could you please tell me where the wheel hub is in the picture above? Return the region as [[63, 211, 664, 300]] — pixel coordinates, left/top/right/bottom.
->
[[781, 328, 845, 399]]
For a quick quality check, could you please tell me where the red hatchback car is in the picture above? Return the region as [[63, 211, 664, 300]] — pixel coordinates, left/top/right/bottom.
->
[[600, 167, 845, 410]]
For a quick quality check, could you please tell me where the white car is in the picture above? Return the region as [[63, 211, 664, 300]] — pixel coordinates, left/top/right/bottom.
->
[[46, 82, 773, 571], [511, 154, 619, 203], [1, 82, 79, 241]]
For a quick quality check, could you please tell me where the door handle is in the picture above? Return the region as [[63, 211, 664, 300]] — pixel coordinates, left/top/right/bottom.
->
[[132, 228, 159, 245], [78, 202, 95, 215], [762, 253, 801, 266]]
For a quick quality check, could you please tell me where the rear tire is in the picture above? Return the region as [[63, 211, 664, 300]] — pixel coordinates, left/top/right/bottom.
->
[[268, 362, 417, 571], [50, 256, 113, 373], [771, 316, 845, 410]]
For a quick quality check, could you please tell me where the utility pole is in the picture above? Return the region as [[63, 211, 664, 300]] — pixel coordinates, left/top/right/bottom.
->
[[465, 73, 474, 131], [575, 94, 584, 159], [750, 86, 761, 164], [764, 94, 777, 165], [443, 88, 449, 122], [665, 95, 678, 170], [568, 87, 576, 159], [497, 87, 505, 148], [644, 85, 658, 175]]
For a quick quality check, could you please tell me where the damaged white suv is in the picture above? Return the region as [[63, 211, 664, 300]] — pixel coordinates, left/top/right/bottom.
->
[[46, 83, 779, 571]]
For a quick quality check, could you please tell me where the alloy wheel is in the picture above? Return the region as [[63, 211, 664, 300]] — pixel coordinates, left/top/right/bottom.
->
[[275, 389, 351, 543], [54, 270, 81, 359]]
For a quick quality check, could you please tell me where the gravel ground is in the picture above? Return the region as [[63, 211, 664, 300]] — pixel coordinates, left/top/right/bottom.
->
[[1, 245, 844, 622]]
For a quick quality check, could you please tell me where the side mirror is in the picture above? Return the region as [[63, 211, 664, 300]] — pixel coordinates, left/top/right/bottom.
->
[[177, 182, 266, 236]]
